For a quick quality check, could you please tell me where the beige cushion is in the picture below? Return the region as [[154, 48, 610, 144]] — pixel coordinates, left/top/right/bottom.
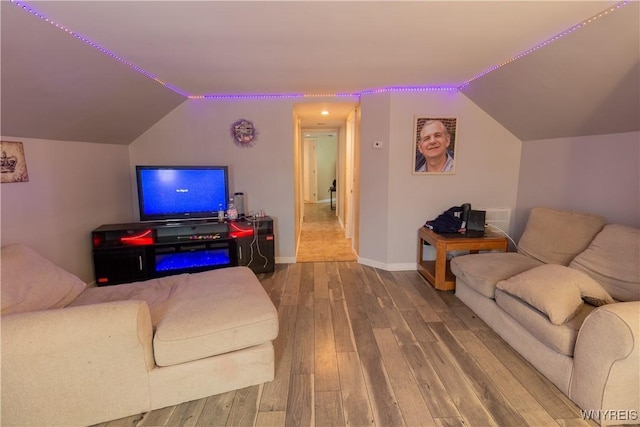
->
[[495, 289, 596, 356], [497, 265, 586, 325], [70, 274, 183, 326], [72, 266, 279, 367], [518, 208, 606, 266], [153, 267, 279, 367], [1, 244, 86, 315], [569, 224, 640, 302], [577, 273, 616, 307], [450, 252, 543, 298]]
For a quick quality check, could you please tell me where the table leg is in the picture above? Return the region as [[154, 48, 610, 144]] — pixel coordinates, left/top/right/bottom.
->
[[434, 240, 447, 289]]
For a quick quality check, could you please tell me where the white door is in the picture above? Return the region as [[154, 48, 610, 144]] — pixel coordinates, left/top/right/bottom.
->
[[303, 138, 317, 203], [345, 112, 355, 238]]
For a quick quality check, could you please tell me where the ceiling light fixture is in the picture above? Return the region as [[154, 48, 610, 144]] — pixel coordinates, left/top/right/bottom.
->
[[10, 0, 630, 98], [321, 111, 329, 115]]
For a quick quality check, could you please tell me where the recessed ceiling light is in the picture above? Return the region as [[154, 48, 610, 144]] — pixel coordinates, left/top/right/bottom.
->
[[321, 110, 329, 115]]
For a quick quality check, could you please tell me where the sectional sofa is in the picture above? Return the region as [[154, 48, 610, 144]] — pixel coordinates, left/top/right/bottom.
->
[[1, 244, 279, 426]]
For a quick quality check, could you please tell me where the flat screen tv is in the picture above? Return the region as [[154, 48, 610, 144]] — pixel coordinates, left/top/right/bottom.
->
[[136, 165, 229, 222]]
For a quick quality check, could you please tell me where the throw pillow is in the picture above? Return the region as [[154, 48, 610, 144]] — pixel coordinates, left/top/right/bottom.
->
[[1, 244, 87, 315], [529, 264, 614, 306], [518, 208, 606, 266], [569, 224, 640, 302], [576, 272, 616, 306], [497, 265, 585, 325]]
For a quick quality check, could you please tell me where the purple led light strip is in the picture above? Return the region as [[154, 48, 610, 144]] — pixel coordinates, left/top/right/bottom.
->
[[10, 0, 190, 97], [11, 0, 630, 99], [458, 1, 630, 89]]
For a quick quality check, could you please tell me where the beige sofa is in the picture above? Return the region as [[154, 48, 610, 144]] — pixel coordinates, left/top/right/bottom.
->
[[450, 207, 639, 426], [1, 244, 279, 427]]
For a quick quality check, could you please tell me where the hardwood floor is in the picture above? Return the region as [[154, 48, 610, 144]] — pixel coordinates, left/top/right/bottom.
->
[[95, 262, 596, 427], [296, 202, 356, 263]]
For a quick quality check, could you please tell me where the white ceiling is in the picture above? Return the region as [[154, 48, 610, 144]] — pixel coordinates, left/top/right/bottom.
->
[[12, 1, 618, 95], [1, 1, 638, 144]]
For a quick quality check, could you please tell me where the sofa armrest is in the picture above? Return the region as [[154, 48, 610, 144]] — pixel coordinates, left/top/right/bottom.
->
[[1, 300, 155, 427], [569, 301, 640, 426]]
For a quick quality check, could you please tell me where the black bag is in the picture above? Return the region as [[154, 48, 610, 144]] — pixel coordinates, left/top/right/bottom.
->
[[425, 206, 464, 233]]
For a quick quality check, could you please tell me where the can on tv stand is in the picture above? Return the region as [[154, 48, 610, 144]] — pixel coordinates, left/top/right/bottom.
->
[[234, 192, 245, 218]]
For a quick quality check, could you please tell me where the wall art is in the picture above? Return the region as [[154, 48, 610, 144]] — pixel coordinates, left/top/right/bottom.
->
[[413, 117, 458, 174], [1, 141, 29, 183], [230, 119, 258, 147]]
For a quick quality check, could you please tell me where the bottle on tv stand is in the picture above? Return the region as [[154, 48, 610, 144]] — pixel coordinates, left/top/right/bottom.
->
[[227, 198, 238, 221]]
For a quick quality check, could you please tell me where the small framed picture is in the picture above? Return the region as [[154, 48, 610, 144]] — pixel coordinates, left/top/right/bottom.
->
[[1, 141, 29, 183], [413, 117, 458, 174]]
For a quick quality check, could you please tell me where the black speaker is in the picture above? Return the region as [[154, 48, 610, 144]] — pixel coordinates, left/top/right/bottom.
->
[[467, 210, 486, 232], [461, 203, 471, 224]]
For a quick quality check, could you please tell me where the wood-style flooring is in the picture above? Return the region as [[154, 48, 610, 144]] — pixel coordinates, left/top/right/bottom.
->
[[95, 260, 596, 427], [296, 202, 357, 263]]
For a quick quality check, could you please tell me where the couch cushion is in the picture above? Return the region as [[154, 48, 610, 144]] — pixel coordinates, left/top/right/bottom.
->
[[450, 252, 543, 298], [569, 224, 640, 302], [496, 265, 586, 325], [1, 244, 86, 315], [69, 274, 183, 326], [152, 267, 279, 367], [495, 289, 596, 356], [518, 208, 606, 266], [70, 267, 279, 367]]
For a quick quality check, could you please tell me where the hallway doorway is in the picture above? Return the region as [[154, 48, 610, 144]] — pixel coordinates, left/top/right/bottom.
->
[[297, 202, 357, 262], [293, 101, 360, 263]]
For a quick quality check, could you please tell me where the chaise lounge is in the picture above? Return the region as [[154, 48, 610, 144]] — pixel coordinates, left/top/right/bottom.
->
[[1, 244, 279, 427]]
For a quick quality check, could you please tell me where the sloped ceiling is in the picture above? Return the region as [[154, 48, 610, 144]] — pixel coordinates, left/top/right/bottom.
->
[[0, 2, 186, 145], [460, 0, 639, 140], [1, 1, 638, 145]]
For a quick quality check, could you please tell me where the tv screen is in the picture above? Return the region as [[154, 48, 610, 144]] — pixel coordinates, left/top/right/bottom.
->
[[136, 165, 229, 222]]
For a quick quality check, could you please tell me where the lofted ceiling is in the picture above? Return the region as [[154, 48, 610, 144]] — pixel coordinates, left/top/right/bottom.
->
[[1, 1, 638, 145]]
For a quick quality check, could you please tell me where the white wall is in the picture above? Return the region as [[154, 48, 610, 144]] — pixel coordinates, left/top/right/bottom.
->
[[358, 94, 392, 265], [358, 91, 522, 270], [0, 137, 132, 282], [515, 131, 640, 236], [8, 98, 635, 280], [128, 98, 297, 262]]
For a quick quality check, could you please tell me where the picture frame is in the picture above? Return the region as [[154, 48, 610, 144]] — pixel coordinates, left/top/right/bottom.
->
[[1, 141, 29, 183], [412, 116, 458, 174]]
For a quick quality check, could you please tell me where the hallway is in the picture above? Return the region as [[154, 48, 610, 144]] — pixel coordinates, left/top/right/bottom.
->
[[296, 202, 357, 262]]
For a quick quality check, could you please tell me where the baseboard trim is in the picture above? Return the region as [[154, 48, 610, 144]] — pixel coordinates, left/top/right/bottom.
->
[[357, 257, 417, 271]]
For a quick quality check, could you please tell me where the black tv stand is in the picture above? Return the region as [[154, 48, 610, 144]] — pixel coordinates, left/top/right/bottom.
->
[[91, 217, 274, 286]]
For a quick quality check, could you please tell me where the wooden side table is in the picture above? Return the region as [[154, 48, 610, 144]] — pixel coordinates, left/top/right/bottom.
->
[[417, 227, 508, 291]]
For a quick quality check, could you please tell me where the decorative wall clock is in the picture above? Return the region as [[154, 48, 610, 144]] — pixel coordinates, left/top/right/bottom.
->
[[230, 119, 258, 147]]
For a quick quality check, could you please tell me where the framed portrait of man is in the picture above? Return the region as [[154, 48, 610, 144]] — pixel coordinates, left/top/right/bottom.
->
[[413, 117, 457, 174]]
